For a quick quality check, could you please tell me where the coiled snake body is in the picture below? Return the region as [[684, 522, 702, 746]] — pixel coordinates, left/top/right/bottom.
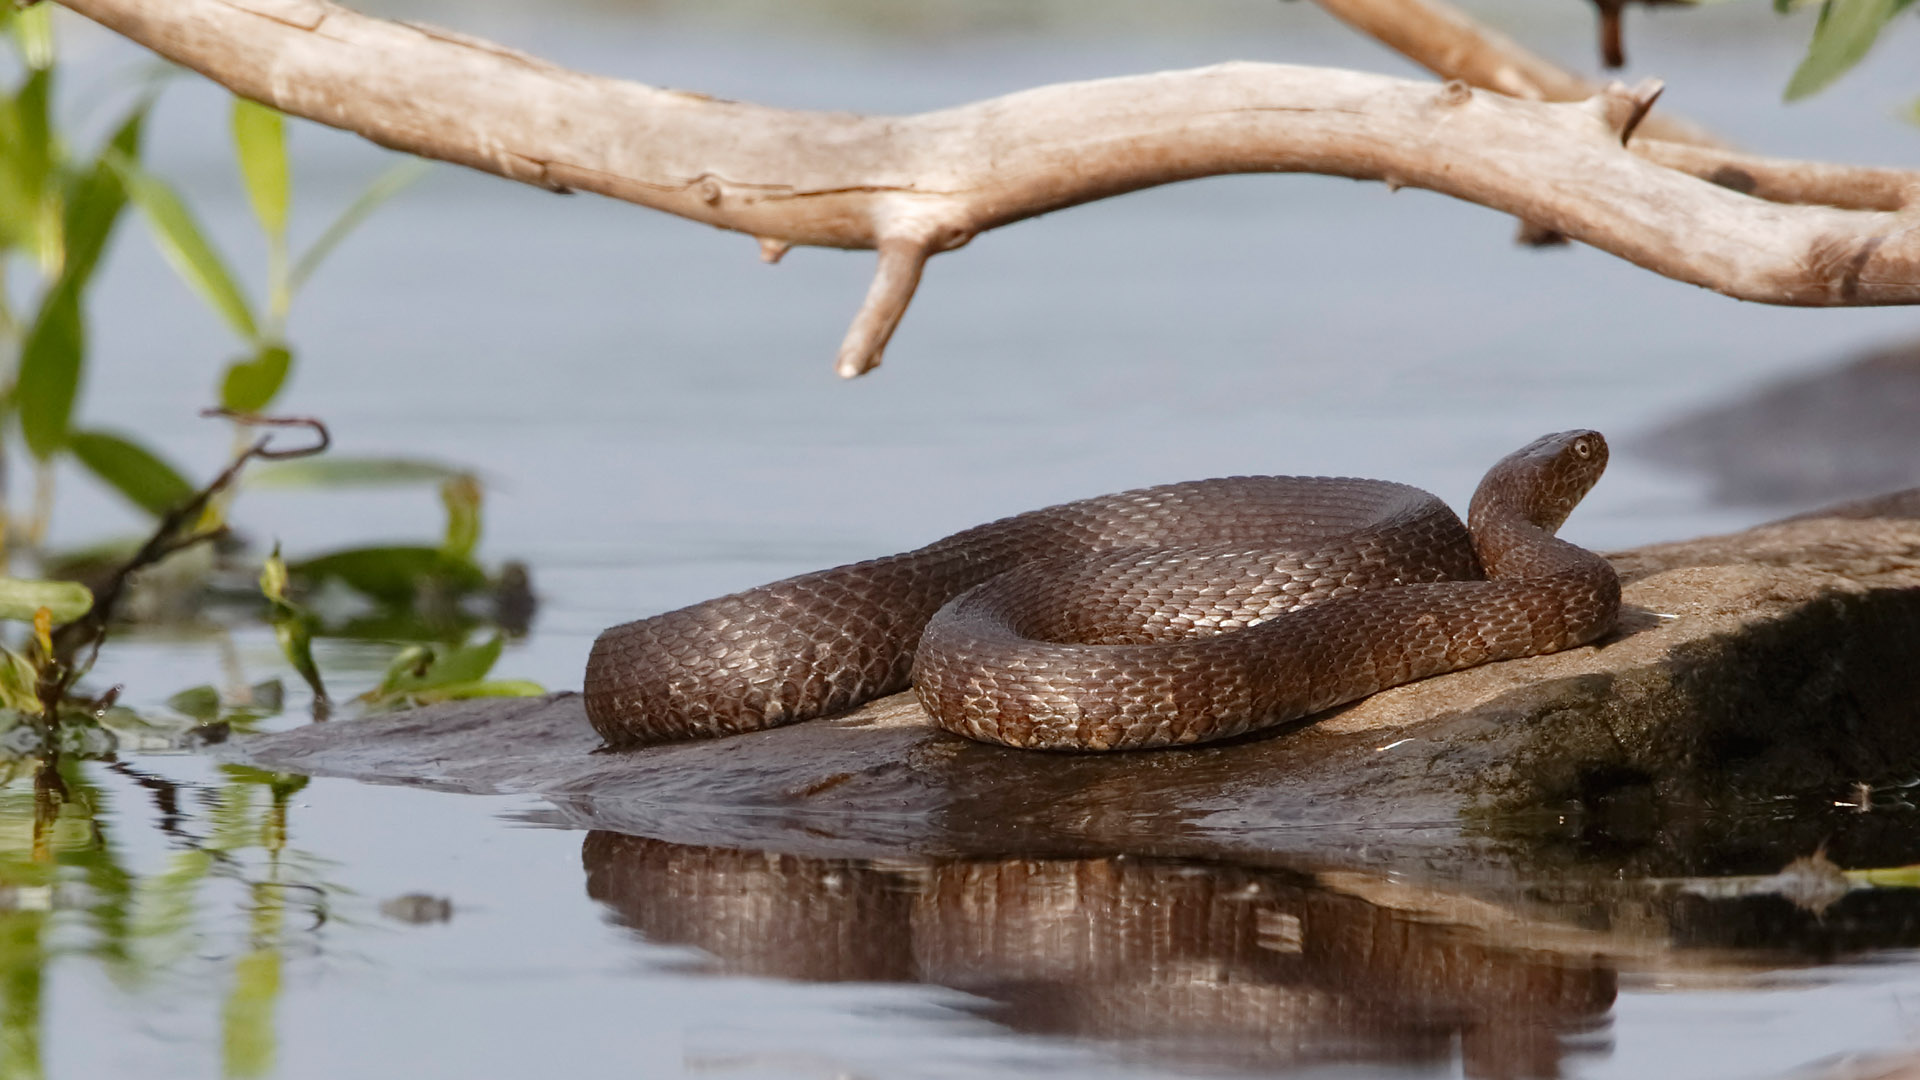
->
[[585, 431, 1620, 751]]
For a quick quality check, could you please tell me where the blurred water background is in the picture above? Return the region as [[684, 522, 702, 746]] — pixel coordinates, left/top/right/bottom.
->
[[10, 1, 1920, 1077]]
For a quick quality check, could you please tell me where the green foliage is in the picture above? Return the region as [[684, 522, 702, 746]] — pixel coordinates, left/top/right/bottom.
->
[[15, 287, 82, 460], [220, 344, 293, 414], [2, 22, 528, 735], [294, 546, 488, 606], [11, 101, 146, 462], [7, 5, 53, 70], [63, 106, 149, 288], [0, 67, 59, 272], [288, 159, 428, 295], [441, 475, 483, 561], [362, 633, 542, 709], [0, 650, 40, 713], [112, 152, 260, 342], [231, 99, 289, 243], [0, 578, 91, 624], [1783, 0, 1918, 99], [165, 684, 222, 723], [246, 456, 472, 488], [260, 548, 326, 705], [67, 430, 196, 517]]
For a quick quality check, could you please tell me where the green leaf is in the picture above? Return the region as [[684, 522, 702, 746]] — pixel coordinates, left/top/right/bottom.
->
[[16, 67, 51, 180], [12, 105, 153, 464], [68, 429, 197, 517], [246, 457, 472, 489], [9, 4, 54, 69], [261, 547, 327, 704], [0, 101, 29, 253], [5, 66, 61, 271], [376, 635, 502, 695], [290, 158, 428, 294], [17, 286, 83, 460], [0, 577, 93, 624], [292, 545, 488, 605], [62, 101, 150, 290], [260, 546, 293, 606], [401, 678, 545, 704], [362, 634, 542, 708], [110, 151, 259, 341], [0, 647, 39, 712], [165, 684, 221, 723], [440, 475, 482, 561], [220, 344, 293, 413], [1786, 0, 1917, 100], [230, 97, 289, 241]]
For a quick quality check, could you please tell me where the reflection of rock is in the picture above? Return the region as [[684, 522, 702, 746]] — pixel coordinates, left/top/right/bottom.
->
[[379, 893, 454, 924], [1639, 338, 1920, 505], [583, 833, 1614, 1076], [231, 507, 1920, 858]]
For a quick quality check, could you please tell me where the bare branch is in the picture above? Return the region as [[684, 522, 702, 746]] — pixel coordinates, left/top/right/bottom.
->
[[1308, 0, 1723, 145], [1306, 0, 1920, 215], [1635, 142, 1920, 213], [58, 0, 1920, 375], [838, 236, 933, 378]]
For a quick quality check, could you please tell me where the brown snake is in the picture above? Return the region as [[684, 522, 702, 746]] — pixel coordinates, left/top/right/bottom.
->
[[584, 431, 1620, 751]]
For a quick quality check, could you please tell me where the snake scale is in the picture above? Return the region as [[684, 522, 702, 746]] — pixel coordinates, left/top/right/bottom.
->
[[584, 431, 1620, 752]]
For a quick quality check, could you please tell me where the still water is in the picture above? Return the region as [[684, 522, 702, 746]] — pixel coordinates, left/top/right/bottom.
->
[[9, 2, 1920, 1077]]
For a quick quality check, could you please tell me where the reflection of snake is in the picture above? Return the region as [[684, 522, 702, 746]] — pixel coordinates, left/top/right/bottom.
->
[[585, 431, 1619, 751]]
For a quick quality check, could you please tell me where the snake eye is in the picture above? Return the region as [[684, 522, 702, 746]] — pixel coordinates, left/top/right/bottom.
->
[[1571, 438, 1592, 459]]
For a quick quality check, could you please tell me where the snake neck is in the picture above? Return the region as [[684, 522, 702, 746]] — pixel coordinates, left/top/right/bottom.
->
[[1466, 430, 1611, 581]]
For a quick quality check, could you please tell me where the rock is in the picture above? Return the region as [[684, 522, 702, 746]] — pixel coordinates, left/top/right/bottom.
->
[[228, 500, 1920, 864], [1638, 337, 1920, 505], [222, 500, 1920, 1077]]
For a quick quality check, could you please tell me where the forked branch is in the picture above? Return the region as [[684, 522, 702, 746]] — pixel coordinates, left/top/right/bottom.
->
[[58, 0, 1920, 375], [1306, 0, 1915, 213]]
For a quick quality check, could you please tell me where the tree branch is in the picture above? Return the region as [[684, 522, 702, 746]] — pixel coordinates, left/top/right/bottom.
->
[[1308, 0, 1724, 145], [60, 0, 1920, 374], [1307, 0, 1920, 215]]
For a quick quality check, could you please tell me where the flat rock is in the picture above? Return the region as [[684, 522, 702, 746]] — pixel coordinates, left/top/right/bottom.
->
[[1638, 337, 1920, 505], [229, 500, 1920, 868]]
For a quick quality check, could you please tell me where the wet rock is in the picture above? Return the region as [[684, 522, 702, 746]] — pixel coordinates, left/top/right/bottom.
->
[[222, 504, 1920, 1078], [226, 500, 1920, 866], [379, 893, 454, 924], [1638, 337, 1920, 506]]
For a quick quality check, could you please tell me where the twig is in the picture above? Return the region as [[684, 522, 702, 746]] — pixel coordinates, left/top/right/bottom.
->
[[41, 412, 333, 713]]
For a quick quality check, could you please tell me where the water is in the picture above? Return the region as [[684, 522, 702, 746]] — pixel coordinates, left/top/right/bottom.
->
[[8, 2, 1920, 1076]]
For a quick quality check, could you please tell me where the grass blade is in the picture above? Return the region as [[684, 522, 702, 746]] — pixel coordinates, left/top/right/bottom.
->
[[231, 97, 289, 241], [110, 151, 259, 342], [1786, 0, 1916, 99], [68, 429, 197, 517], [17, 286, 83, 460], [290, 158, 428, 294]]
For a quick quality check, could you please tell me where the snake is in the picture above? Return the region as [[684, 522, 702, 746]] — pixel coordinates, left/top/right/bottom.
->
[[584, 430, 1620, 752]]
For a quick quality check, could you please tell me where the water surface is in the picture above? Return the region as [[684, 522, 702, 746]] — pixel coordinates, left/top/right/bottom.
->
[[9, 4, 1920, 1077]]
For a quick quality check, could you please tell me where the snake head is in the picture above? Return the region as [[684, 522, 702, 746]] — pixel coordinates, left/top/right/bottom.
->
[[1470, 430, 1609, 535]]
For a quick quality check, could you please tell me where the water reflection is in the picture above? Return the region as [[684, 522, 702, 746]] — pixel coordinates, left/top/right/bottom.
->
[[0, 757, 325, 1080], [583, 833, 1617, 1077]]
